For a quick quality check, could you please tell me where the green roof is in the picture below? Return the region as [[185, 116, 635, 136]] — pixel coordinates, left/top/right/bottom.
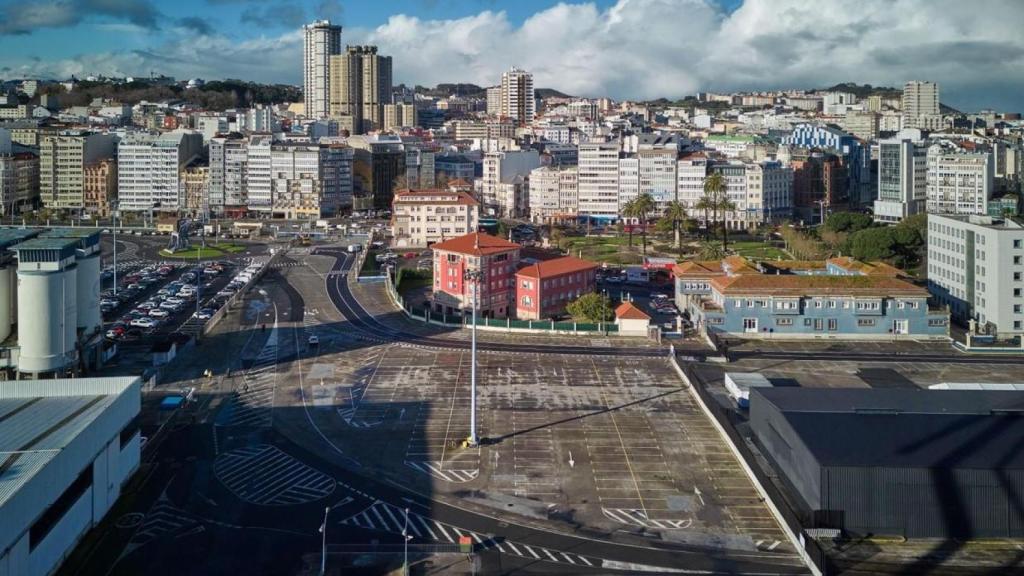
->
[[12, 237, 81, 251], [0, 229, 40, 250]]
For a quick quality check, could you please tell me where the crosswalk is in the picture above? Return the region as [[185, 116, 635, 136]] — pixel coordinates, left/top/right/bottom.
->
[[340, 501, 596, 568], [405, 460, 479, 483], [214, 444, 336, 506], [216, 322, 279, 427], [756, 539, 784, 551], [128, 496, 200, 547], [602, 508, 693, 530]]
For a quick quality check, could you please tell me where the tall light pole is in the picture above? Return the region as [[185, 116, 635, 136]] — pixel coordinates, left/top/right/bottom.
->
[[403, 507, 412, 576], [463, 268, 482, 446], [319, 506, 329, 576], [112, 201, 119, 297]]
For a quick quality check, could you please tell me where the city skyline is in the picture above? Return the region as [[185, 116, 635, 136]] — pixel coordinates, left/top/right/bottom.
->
[[0, 0, 1022, 112]]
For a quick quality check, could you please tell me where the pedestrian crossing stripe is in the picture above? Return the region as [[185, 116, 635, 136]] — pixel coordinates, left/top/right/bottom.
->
[[339, 500, 596, 567], [337, 407, 382, 428], [404, 460, 479, 483], [602, 508, 692, 530], [127, 497, 200, 548], [214, 444, 335, 506]]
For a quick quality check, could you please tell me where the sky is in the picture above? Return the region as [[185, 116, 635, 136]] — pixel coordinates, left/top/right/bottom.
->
[[0, 0, 1022, 112]]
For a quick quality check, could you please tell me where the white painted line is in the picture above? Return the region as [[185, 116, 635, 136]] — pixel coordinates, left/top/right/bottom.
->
[[523, 545, 541, 559]]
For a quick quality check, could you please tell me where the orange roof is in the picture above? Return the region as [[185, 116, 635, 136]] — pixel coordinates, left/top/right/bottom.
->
[[393, 189, 478, 206], [672, 256, 757, 278], [827, 257, 904, 277], [447, 178, 473, 188], [431, 232, 520, 256], [709, 274, 927, 297], [516, 256, 598, 279], [615, 301, 651, 320]]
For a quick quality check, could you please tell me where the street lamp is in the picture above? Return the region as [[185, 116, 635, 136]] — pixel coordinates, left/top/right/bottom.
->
[[463, 268, 482, 446], [319, 506, 330, 576], [112, 201, 119, 297], [403, 507, 412, 576]]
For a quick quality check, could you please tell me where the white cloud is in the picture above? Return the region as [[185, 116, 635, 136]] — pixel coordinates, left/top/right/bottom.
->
[[5, 0, 1023, 110]]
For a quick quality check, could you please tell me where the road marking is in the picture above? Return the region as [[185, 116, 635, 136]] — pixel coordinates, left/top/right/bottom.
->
[[404, 460, 479, 483], [214, 444, 335, 506]]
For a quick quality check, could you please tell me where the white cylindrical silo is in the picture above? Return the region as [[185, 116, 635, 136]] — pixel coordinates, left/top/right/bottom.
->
[[75, 252, 101, 334], [17, 267, 75, 374], [0, 265, 11, 343]]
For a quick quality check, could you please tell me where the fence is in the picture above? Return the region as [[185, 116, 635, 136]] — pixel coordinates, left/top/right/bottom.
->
[[670, 357, 831, 575], [201, 248, 284, 338], [383, 270, 618, 335]]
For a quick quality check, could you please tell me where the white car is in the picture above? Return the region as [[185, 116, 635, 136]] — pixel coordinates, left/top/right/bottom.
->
[[130, 317, 157, 329], [149, 309, 170, 319], [308, 334, 319, 346]]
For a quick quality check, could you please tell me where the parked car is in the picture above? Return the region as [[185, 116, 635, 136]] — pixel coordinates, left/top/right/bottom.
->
[[105, 327, 125, 339], [308, 334, 319, 346], [149, 309, 170, 319], [131, 317, 158, 329]]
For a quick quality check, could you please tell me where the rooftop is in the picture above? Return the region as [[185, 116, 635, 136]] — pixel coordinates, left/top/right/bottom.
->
[[431, 232, 519, 257], [10, 237, 81, 252], [517, 256, 598, 279], [615, 301, 650, 321], [827, 257, 903, 277], [753, 388, 1024, 469], [393, 189, 478, 206], [0, 228, 40, 251], [709, 273, 928, 297]]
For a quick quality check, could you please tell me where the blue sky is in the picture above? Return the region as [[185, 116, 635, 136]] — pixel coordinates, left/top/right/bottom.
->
[[0, 0, 1021, 111]]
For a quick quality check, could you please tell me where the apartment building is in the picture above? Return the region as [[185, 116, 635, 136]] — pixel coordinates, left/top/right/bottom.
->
[[873, 138, 928, 223], [391, 188, 479, 247], [117, 131, 202, 212], [384, 103, 418, 131], [40, 131, 116, 209], [576, 142, 620, 220], [0, 150, 39, 216], [245, 134, 273, 212], [479, 149, 540, 217], [208, 134, 249, 215], [528, 165, 577, 223], [500, 67, 535, 126], [710, 160, 793, 229], [925, 144, 994, 216], [82, 158, 116, 218], [927, 213, 1024, 336], [180, 162, 209, 218], [677, 153, 709, 218], [329, 45, 392, 133], [303, 20, 343, 119]]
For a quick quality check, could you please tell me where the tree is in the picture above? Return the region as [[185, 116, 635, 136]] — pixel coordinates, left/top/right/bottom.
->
[[824, 212, 873, 234], [631, 193, 656, 255], [702, 172, 735, 251], [694, 196, 714, 239], [392, 174, 409, 193], [663, 200, 688, 256], [620, 198, 638, 247], [566, 292, 614, 323], [698, 241, 727, 260]]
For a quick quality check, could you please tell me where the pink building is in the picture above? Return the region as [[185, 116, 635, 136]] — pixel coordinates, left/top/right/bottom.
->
[[431, 232, 520, 318], [515, 256, 599, 320]]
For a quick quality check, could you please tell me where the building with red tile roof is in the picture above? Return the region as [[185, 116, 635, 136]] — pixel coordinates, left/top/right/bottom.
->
[[615, 301, 651, 336], [515, 256, 598, 319], [431, 232, 520, 318], [391, 188, 480, 248]]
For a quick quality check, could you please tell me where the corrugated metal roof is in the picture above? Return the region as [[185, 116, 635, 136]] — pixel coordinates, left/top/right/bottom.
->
[[11, 237, 81, 251], [0, 228, 41, 250], [753, 388, 1024, 470]]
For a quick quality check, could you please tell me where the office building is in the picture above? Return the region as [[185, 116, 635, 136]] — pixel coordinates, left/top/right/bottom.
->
[[329, 45, 392, 133], [0, 376, 142, 576], [81, 159, 116, 218], [874, 138, 928, 223], [348, 134, 405, 211], [404, 147, 435, 189], [925, 144, 994, 215], [303, 20, 343, 119], [500, 67, 535, 126], [116, 131, 202, 212], [391, 188, 479, 247], [842, 110, 880, 141], [751, 388, 1024, 538], [576, 142, 620, 220], [902, 81, 942, 130], [434, 154, 476, 183], [927, 213, 1024, 336], [39, 132, 116, 210]]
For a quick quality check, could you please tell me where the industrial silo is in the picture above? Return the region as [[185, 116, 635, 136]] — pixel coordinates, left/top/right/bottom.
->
[[42, 229, 102, 336], [0, 228, 42, 343], [12, 238, 79, 375]]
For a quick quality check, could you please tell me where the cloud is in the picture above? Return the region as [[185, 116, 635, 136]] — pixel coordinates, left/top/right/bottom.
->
[[177, 16, 214, 35], [0, 0, 160, 34], [239, 2, 308, 29], [4, 0, 1023, 111]]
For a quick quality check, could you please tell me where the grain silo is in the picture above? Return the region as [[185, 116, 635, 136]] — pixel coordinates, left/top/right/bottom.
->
[[12, 237, 79, 376]]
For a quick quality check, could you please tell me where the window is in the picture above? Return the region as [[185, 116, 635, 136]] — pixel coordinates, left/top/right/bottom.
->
[[1015, 239, 1022, 249], [1016, 321, 1023, 330], [858, 318, 876, 327], [1017, 256, 1023, 265], [828, 318, 838, 331], [928, 318, 947, 327], [775, 317, 793, 326], [814, 300, 823, 308], [521, 296, 532, 306]]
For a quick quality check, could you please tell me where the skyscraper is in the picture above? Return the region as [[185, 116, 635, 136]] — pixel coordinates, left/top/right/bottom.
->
[[303, 20, 342, 120], [902, 81, 941, 130], [500, 67, 535, 126], [329, 45, 393, 134]]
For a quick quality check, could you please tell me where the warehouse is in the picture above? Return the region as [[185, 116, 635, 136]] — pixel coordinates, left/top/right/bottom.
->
[[749, 387, 1024, 539], [0, 376, 141, 576]]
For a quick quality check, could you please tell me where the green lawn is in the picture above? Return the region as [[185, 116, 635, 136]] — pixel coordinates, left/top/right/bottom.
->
[[159, 246, 226, 259], [360, 250, 381, 275], [730, 241, 791, 261], [560, 235, 650, 265], [216, 243, 247, 253]]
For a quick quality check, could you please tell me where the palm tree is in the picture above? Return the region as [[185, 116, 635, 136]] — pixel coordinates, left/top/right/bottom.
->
[[632, 193, 656, 256], [698, 240, 727, 260], [694, 196, 714, 240], [620, 197, 638, 248], [703, 172, 736, 252], [663, 200, 687, 256]]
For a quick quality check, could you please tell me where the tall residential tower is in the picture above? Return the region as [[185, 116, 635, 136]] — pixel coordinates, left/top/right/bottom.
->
[[303, 20, 342, 120]]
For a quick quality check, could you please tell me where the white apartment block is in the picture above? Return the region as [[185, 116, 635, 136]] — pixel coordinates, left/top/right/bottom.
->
[[479, 149, 540, 217], [577, 142, 620, 220], [391, 189, 480, 248], [528, 165, 578, 223], [902, 81, 942, 131], [638, 149, 678, 207], [712, 161, 793, 229], [245, 134, 273, 212], [677, 154, 709, 216], [928, 213, 1024, 336], [303, 20, 342, 119], [269, 143, 323, 219], [925, 144, 994, 216], [208, 135, 248, 212], [117, 131, 203, 212], [873, 138, 928, 224], [486, 86, 502, 116], [198, 115, 228, 141], [618, 157, 639, 208], [500, 67, 535, 126]]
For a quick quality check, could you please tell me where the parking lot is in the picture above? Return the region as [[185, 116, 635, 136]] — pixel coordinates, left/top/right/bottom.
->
[[291, 341, 791, 553]]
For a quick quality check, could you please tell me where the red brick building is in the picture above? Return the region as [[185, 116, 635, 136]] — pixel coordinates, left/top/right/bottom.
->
[[431, 232, 520, 318], [515, 256, 598, 320]]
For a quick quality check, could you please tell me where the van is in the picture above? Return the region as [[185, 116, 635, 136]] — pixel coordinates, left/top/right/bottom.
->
[[347, 244, 362, 253]]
